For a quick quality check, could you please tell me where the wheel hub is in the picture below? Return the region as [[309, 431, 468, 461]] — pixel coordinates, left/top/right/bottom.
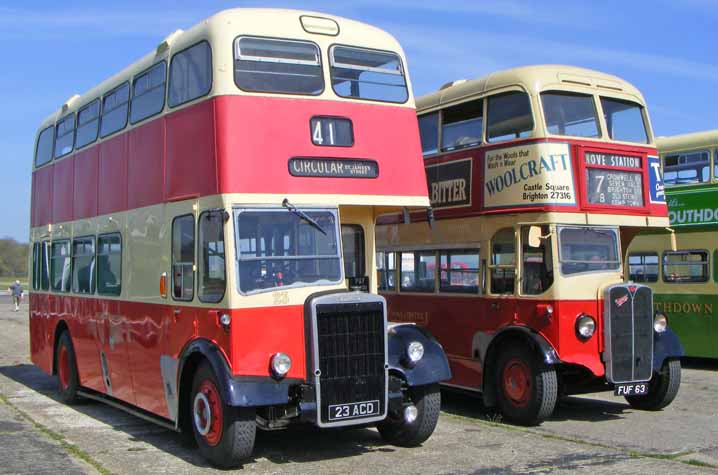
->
[[193, 380, 223, 446], [503, 358, 531, 407], [58, 345, 70, 390]]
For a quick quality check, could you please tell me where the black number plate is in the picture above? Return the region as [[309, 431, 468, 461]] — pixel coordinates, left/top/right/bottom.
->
[[614, 383, 649, 396], [328, 400, 380, 421], [311, 116, 353, 146]]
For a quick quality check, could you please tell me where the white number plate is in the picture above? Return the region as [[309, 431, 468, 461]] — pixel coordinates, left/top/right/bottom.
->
[[328, 400, 380, 421], [614, 383, 649, 396]]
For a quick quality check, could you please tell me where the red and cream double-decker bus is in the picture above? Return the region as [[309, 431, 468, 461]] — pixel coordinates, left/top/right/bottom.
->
[[377, 65, 683, 425], [28, 9, 450, 467]]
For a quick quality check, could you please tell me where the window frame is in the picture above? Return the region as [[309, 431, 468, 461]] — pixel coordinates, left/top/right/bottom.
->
[[99, 82, 130, 138], [661, 249, 709, 284], [662, 149, 712, 186], [439, 99, 484, 153], [438, 249, 480, 294], [171, 214, 196, 301], [168, 40, 213, 109], [489, 227, 517, 295], [539, 90, 602, 139], [377, 251, 397, 292], [54, 113, 76, 159], [75, 99, 101, 149], [71, 236, 96, 294], [627, 251, 659, 283], [399, 250, 437, 293], [96, 232, 122, 296], [340, 224, 366, 279], [486, 90, 535, 144], [130, 60, 167, 125], [50, 240, 72, 293], [197, 210, 226, 304]]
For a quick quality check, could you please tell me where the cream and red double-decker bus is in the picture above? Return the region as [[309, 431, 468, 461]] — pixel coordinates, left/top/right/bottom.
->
[[28, 8, 450, 467], [376, 65, 683, 425]]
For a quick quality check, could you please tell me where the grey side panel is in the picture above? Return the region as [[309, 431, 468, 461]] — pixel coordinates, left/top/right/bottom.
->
[[160, 355, 179, 422]]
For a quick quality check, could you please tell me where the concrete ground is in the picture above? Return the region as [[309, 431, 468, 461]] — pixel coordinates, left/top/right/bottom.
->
[[0, 300, 716, 474]]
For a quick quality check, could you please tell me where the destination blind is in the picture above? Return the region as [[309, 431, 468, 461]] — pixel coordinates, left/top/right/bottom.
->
[[584, 152, 644, 207]]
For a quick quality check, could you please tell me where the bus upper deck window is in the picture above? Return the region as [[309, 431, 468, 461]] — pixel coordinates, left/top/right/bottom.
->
[[330, 46, 408, 103], [441, 100, 483, 152], [663, 151, 710, 185], [600, 97, 648, 144], [234, 37, 323, 95], [419, 113, 439, 156], [541, 91, 599, 138], [487, 91, 533, 143], [34, 126, 54, 167]]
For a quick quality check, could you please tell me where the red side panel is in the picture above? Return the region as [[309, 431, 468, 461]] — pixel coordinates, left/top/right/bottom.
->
[[166, 101, 217, 200], [98, 135, 128, 216], [73, 148, 99, 220], [52, 158, 74, 223], [128, 120, 164, 209]]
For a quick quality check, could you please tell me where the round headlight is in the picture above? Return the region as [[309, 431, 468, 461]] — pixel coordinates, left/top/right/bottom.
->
[[575, 314, 596, 340], [654, 312, 668, 333], [407, 341, 425, 364], [270, 353, 292, 378]]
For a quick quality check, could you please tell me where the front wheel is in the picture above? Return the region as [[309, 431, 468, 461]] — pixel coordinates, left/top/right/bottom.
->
[[191, 362, 256, 468], [55, 331, 81, 404], [377, 383, 441, 447], [495, 345, 557, 426], [625, 359, 681, 411]]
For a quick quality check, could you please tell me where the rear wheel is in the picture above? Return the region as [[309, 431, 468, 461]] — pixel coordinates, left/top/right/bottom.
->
[[495, 345, 557, 426], [191, 362, 256, 468], [377, 383, 441, 447], [55, 331, 81, 404], [625, 359, 681, 411]]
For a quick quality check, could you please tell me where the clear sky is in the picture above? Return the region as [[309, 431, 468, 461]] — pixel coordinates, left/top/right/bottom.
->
[[2, 0, 715, 241]]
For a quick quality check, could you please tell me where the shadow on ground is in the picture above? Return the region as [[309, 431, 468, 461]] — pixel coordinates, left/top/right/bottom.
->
[[0, 363, 394, 469]]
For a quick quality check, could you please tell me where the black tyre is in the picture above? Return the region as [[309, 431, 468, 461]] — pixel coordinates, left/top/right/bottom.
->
[[495, 345, 557, 426], [191, 362, 256, 468], [625, 359, 681, 411], [55, 331, 81, 404], [377, 383, 441, 447]]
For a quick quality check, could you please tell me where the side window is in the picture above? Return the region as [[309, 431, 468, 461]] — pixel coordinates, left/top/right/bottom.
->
[[169, 41, 212, 107], [487, 91, 533, 143], [418, 112, 439, 157], [72, 237, 95, 294], [54, 114, 75, 158], [662, 250, 709, 283], [35, 126, 55, 167], [100, 83, 130, 138], [714, 250, 717, 283], [97, 234, 122, 295], [76, 100, 100, 149], [628, 252, 659, 283], [663, 151, 710, 186], [377, 251, 396, 291], [172, 215, 195, 300], [198, 211, 225, 303], [400, 251, 435, 293], [50, 241, 71, 292], [490, 228, 516, 294], [131, 62, 167, 123], [439, 250, 479, 293], [714, 150, 718, 182], [521, 225, 554, 295], [32, 243, 40, 291], [441, 99, 483, 152], [40, 242, 50, 291], [341, 225, 365, 279]]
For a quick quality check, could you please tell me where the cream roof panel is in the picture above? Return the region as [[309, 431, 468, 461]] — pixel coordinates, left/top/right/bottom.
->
[[656, 130, 718, 154], [417, 64, 646, 113]]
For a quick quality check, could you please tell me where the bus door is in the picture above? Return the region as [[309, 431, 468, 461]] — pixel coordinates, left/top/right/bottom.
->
[[341, 224, 369, 291]]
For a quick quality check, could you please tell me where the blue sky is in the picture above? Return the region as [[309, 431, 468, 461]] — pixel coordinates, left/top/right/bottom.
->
[[1, 0, 715, 241]]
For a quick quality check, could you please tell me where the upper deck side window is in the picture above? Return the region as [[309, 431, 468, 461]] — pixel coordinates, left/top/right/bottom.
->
[[541, 91, 600, 138], [441, 99, 483, 152], [330, 45, 408, 103], [486, 91, 534, 143], [34, 126, 54, 168], [76, 100, 100, 149], [600, 96, 648, 144], [54, 113, 75, 159], [234, 36, 322, 95], [131, 61, 167, 123], [663, 150, 711, 185], [100, 82, 130, 138], [418, 112, 439, 156], [169, 41, 212, 107]]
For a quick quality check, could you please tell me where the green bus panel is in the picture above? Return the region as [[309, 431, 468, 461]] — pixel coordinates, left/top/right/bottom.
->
[[653, 293, 717, 358]]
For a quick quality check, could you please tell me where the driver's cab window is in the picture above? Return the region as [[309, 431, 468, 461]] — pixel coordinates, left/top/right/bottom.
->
[[341, 224, 367, 291], [490, 228, 516, 294], [521, 225, 553, 295]]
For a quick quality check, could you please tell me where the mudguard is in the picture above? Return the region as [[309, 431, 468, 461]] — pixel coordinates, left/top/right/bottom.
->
[[387, 323, 451, 386], [178, 339, 295, 408], [494, 326, 561, 365], [652, 328, 684, 370]]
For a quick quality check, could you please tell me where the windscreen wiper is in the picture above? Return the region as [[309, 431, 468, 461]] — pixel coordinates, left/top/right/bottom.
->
[[282, 198, 327, 235]]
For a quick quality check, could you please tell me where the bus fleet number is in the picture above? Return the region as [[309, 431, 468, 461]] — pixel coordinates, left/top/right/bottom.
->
[[310, 117, 353, 147]]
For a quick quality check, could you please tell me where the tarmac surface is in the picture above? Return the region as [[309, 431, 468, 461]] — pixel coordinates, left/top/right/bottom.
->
[[0, 300, 716, 474]]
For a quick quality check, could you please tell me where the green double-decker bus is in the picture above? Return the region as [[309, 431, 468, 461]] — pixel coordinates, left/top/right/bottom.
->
[[627, 130, 718, 358]]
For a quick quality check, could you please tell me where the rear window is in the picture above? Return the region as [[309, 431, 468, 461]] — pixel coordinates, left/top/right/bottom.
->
[[35, 126, 54, 167], [234, 37, 323, 95], [487, 91, 533, 142], [541, 91, 599, 138], [601, 97, 648, 144], [330, 46, 408, 103]]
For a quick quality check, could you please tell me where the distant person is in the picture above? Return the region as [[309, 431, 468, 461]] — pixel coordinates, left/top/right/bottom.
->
[[7, 280, 23, 312]]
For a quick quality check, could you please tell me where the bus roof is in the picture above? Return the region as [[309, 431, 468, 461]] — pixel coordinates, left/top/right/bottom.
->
[[416, 64, 646, 113], [656, 130, 718, 154], [38, 8, 409, 131]]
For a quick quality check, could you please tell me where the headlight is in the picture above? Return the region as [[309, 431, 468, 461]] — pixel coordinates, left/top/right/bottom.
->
[[407, 341, 424, 364], [575, 314, 596, 340], [270, 353, 292, 378], [654, 312, 668, 333]]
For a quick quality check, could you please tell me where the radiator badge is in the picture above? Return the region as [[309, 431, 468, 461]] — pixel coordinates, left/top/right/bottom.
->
[[615, 294, 629, 307]]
